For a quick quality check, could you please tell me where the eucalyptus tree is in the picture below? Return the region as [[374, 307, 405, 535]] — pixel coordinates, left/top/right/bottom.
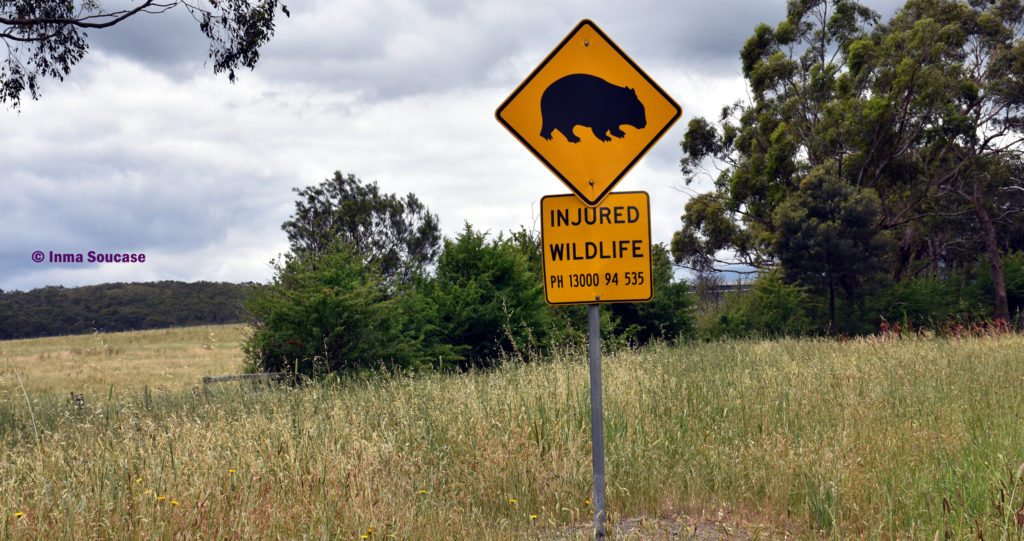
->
[[1, 0, 289, 108], [283, 171, 442, 286], [674, 0, 888, 331], [674, 0, 1024, 323]]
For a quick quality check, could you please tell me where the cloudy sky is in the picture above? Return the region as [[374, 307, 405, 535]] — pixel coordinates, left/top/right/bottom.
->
[[1, 0, 906, 292]]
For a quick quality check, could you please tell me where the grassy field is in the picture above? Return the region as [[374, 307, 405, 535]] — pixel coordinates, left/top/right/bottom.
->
[[2, 326, 1024, 539], [0, 324, 245, 395]]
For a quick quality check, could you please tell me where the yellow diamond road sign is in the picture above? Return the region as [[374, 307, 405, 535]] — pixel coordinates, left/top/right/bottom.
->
[[496, 19, 681, 207], [541, 192, 652, 305]]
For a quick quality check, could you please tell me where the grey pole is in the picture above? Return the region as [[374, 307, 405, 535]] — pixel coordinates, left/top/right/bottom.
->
[[588, 303, 607, 539]]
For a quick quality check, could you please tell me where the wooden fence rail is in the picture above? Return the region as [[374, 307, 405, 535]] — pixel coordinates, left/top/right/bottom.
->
[[201, 373, 288, 386]]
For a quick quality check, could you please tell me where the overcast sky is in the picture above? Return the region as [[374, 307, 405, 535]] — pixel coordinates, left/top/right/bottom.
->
[[1, 0, 906, 292]]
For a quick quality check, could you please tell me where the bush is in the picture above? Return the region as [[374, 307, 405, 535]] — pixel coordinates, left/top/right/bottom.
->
[[610, 244, 695, 345], [869, 276, 981, 330], [697, 271, 819, 338], [431, 225, 549, 368], [969, 251, 1024, 321], [243, 245, 451, 376]]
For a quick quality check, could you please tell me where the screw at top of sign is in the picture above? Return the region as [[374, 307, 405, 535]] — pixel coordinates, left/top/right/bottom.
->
[[584, 40, 590, 47]]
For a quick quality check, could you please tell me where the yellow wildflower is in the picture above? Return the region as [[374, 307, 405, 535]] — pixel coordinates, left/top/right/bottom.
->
[[508, 498, 518, 506], [134, 478, 143, 485], [13, 512, 25, 519], [170, 500, 180, 507], [529, 514, 538, 521], [156, 495, 167, 502], [143, 488, 153, 496], [417, 489, 428, 495], [228, 469, 237, 474]]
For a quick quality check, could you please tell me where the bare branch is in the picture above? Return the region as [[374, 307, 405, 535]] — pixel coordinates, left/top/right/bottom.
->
[[0, 29, 62, 42], [0, 2, 172, 30]]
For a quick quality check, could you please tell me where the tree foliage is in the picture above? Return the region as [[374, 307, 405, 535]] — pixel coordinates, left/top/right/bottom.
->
[[282, 172, 442, 285], [243, 245, 454, 376], [696, 270, 819, 339], [430, 224, 549, 369], [0, 0, 288, 108], [674, 0, 1024, 326], [609, 244, 695, 344], [248, 163, 706, 377], [249, 172, 453, 375], [772, 165, 891, 331]]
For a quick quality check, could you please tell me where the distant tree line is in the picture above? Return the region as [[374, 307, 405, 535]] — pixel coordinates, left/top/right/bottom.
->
[[0, 281, 252, 339]]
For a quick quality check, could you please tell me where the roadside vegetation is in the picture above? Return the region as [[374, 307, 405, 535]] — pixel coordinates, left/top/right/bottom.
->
[[2, 326, 1023, 539]]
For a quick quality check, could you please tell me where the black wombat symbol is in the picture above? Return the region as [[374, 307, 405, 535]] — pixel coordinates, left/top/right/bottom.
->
[[540, 73, 647, 143]]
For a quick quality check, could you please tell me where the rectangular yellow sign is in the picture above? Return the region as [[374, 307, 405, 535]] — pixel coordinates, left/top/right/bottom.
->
[[541, 192, 652, 305]]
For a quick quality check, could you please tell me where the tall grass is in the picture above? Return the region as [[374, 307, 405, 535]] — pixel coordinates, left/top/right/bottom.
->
[[2, 331, 1023, 539]]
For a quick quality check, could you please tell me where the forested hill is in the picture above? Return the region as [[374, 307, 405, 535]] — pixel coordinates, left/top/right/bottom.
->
[[0, 281, 253, 340]]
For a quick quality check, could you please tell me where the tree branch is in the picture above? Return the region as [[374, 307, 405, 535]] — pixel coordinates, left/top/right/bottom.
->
[[0, 2, 173, 30]]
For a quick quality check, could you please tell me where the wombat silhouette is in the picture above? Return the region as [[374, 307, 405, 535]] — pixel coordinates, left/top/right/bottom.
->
[[540, 73, 647, 143]]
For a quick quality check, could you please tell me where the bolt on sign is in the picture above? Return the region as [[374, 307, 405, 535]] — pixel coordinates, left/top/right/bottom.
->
[[541, 192, 652, 305], [496, 19, 681, 207]]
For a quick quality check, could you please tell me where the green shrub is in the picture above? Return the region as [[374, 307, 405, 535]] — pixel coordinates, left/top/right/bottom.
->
[[431, 225, 549, 368], [610, 244, 695, 344], [243, 245, 452, 376], [869, 276, 982, 330], [697, 271, 819, 338], [969, 251, 1024, 321]]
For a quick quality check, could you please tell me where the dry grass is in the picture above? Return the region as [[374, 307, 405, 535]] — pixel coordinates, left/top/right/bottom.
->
[[0, 325, 245, 395], [2, 328, 1024, 539]]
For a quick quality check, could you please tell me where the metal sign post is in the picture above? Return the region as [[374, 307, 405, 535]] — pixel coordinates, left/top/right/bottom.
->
[[496, 19, 682, 540], [588, 303, 607, 539]]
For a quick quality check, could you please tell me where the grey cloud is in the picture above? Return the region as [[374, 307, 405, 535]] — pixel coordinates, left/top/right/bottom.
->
[[0, 87, 295, 290], [577, 0, 910, 73], [0, 0, 921, 293], [87, 1, 209, 78], [254, 0, 558, 99], [82, 0, 910, 100], [255, 0, 910, 101], [0, 164, 286, 290], [254, 0, 759, 99]]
